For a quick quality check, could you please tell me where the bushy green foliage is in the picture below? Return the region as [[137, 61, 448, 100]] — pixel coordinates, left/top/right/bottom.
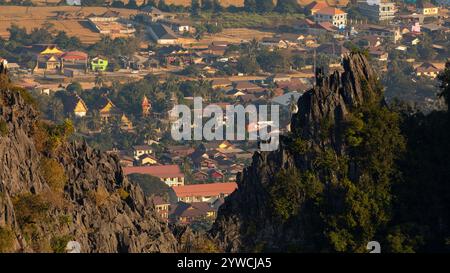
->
[[50, 235, 72, 253], [344, 113, 364, 147], [12, 86, 36, 107], [13, 194, 49, 229], [256, 49, 291, 73], [0, 227, 15, 253], [0, 119, 7, 137], [269, 169, 323, 221], [33, 119, 74, 154], [385, 226, 423, 253], [291, 137, 308, 154], [317, 101, 405, 252], [390, 91, 450, 251], [117, 188, 130, 200], [324, 178, 383, 252], [261, 74, 407, 252], [39, 158, 67, 192], [198, 12, 305, 29], [275, 0, 300, 13], [128, 173, 177, 203]]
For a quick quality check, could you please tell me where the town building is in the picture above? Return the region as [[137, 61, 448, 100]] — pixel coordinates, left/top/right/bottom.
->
[[88, 11, 135, 36], [120, 114, 133, 131], [62, 94, 88, 118], [159, 19, 193, 34], [91, 56, 108, 71], [170, 202, 216, 224], [306, 1, 329, 15], [151, 196, 170, 221], [138, 154, 159, 166], [133, 145, 153, 160], [172, 182, 237, 203], [139, 6, 174, 21], [314, 7, 347, 29], [417, 2, 439, 16], [358, 0, 396, 22], [148, 23, 179, 45], [29, 44, 64, 74], [142, 95, 151, 117], [61, 51, 88, 73], [96, 97, 118, 122], [415, 62, 440, 78], [359, 24, 402, 43]]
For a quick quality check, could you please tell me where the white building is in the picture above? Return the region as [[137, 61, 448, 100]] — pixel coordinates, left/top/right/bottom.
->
[[358, 0, 396, 22], [133, 145, 153, 160], [314, 7, 347, 29]]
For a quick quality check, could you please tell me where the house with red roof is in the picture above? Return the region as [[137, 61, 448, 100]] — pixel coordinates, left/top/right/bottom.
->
[[314, 7, 347, 29], [170, 201, 217, 224], [173, 182, 237, 203], [306, 1, 329, 15], [209, 169, 225, 182], [123, 164, 185, 186], [61, 51, 88, 72], [151, 196, 170, 221]]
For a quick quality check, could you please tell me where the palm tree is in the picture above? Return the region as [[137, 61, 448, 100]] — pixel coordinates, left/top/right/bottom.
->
[[245, 38, 259, 59], [95, 72, 104, 88], [197, 78, 212, 102], [48, 98, 64, 122]]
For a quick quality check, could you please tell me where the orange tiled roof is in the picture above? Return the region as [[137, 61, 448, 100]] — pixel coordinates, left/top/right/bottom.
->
[[173, 182, 237, 198], [61, 51, 88, 60], [123, 165, 184, 178], [316, 7, 346, 15], [308, 1, 329, 10]]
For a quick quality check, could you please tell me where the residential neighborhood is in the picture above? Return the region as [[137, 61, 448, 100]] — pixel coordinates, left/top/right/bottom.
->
[[0, 0, 449, 232]]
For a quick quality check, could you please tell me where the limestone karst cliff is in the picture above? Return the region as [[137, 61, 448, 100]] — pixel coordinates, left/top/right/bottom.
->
[[0, 71, 177, 253], [210, 52, 402, 252]]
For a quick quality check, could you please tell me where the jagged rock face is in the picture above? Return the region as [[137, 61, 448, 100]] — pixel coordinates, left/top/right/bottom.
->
[[54, 142, 178, 253], [211, 53, 380, 252], [292, 53, 380, 154], [0, 81, 177, 253]]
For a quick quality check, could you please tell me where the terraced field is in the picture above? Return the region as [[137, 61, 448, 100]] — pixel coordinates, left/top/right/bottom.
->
[[0, 6, 139, 43]]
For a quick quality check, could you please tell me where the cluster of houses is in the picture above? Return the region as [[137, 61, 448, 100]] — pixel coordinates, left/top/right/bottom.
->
[[260, 1, 449, 74], [141, 6, 194, 45], [96, 1, 447, 226], [88, 10, 136, 36], [151, 180, 237, 224], [110, 140, 244, 224], [93, 124, 271, 225], [5, 1, 448, 228], [60, 92, 151, 132], [23, 44, 108, 77]]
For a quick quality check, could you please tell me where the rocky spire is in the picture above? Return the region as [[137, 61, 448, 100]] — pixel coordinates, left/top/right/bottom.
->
[[210, 53, 381, 252]]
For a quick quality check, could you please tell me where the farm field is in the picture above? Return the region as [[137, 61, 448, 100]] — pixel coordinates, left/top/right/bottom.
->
[[199, 28, 275, 43], [0, 6, 276, 45], [177, 27, 274, 45], [27, 0, 347, 7], [0, 6, 139, 43]]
